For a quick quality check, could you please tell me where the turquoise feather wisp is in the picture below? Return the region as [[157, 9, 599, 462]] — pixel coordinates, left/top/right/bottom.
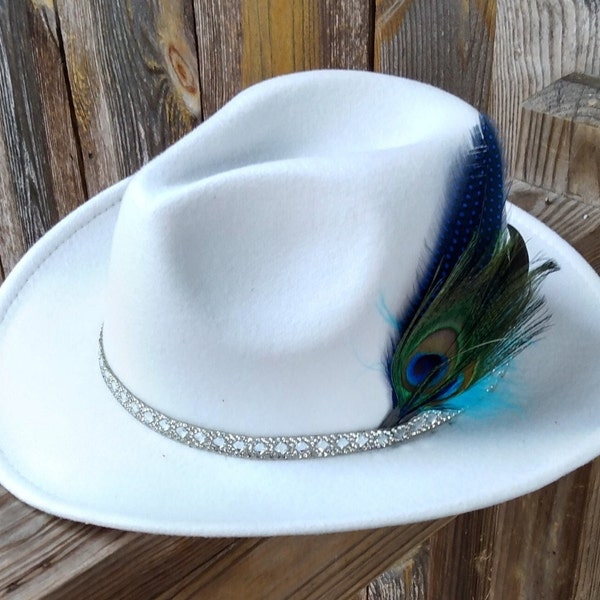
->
[[381, 115, 559, 429]]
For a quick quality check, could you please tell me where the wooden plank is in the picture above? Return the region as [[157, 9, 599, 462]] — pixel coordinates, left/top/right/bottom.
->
[[240, 0, 321, 86], [488, 464, 595, 599], [151, 521, 450, 600], [421, 463, 596, 600], [509, 179, 600, 272], [572, 458, 600, 600], [0, 0, 85, 273], [0, 102, 25, 277], [516, 73, 600, 205], [0, 483, 451, 600], [385, 464, 600, 600], [362, 543, 430, 599], [56, 0, 201, 196], [0, 489, 138, 598], [374, 0, 497, 112], [318, 0, 374, 73], [195, 0, 373, 117], [491, 0, 600, 175], [426, 507, 497, 600], [194, 0, 244, 118]]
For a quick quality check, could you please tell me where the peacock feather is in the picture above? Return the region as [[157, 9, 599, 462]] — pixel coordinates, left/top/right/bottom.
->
[[380, 115, 558, 429]]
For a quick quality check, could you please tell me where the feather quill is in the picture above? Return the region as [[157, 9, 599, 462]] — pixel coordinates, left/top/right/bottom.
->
[[381, 116, 558, 428]]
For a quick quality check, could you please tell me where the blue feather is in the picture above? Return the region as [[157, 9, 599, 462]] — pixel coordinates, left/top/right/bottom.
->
[[398, 114, 505, 334], [380, 115, 558, 428]]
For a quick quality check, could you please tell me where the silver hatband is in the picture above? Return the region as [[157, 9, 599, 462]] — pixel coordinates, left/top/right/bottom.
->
[[98, 331, 460, 460]]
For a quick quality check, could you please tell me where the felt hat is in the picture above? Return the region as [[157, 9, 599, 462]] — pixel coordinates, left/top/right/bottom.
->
[[0, 70, 599, 536]]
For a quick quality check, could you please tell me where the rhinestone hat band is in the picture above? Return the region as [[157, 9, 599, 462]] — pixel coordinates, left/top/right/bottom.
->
[[98, 330, 461, 460]]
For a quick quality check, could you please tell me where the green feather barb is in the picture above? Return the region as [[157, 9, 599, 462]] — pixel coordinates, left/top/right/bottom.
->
[[381, 225, 559, 428]]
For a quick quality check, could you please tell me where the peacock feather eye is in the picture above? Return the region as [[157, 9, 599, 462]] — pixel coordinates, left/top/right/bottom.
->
[[401, 327, 458, 392], [432, 362, 475, 401]]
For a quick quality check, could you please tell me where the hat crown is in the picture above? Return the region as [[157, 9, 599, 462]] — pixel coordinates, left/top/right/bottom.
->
[[102, 71, 479, 436]]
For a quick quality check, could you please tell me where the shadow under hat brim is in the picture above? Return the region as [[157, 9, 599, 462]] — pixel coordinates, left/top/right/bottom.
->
[[0, 179, 599, 537]]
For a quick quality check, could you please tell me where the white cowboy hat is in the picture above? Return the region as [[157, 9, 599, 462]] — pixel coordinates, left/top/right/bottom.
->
[[0, 70, 598, 536]]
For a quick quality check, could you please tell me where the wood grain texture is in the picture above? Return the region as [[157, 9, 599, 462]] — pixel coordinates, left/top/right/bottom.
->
[[0, 483, 450, 600], [374, 0, 496, 112], [195, 0, 372, 117], [363, 544, 429, 600], [0, 0, 84, 273], [241, 0, 372, 86], [572, 457, 600, 600], [426, 507, 497, 600], [516, 73, 600, 205], [241, 0, 321, 85], [510, 179, 600, 271], [194, 0, 244, 118], [491, 0, 600, 175], [486, 463, 596, 600], [377, 462, 600, 600], [56, 0, 200, 196]]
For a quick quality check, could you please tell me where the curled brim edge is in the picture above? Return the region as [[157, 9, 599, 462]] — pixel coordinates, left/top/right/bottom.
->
[[0, 180, 599, 536]]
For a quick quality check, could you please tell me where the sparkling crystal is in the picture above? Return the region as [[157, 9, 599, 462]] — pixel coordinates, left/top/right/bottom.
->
[[233, 440, 245, 451], [316, 439, 329, 451], [393, 426, 409, 441], [357, 434, 368, 447], [410, 414, 427, 429], [254, 441, 267, 454], [213, 436, 226, 448], [421, 411, 438, 426], [377, 432, 388, 446], [295, 441, 309, 452], [159, 418, 170, 431], [176, 426, 188, 438], [194, 431, 206, 444], [143, 410, 154, 423], [336, 437, 349, 449], [274, 441, 288, 454]]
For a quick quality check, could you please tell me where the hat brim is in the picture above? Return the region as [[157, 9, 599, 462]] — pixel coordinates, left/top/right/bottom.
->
[[0, 180, 599, 537]]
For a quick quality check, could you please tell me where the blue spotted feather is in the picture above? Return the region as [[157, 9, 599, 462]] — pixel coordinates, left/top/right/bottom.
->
[[381, 115, 558, 428]]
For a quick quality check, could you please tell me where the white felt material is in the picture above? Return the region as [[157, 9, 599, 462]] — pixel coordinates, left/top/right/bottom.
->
[[103, 71, 479, 435], [0, 71, 599, 536]]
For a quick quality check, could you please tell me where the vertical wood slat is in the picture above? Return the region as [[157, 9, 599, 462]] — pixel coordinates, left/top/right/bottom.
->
[[426, 507, 497, 600], [509, 180, 600, 271], [489, 464, 594, 600], [194, 0, 373, 118], [374, 0, 497, 113], [376, 460, 600, 600], [56, 0, 201, 197], [361, 544, 430, 600], [241, 0, 321, 85], [572, 458, 600, 600], [491, 0, 600, 175], [194, 0, 244, 119], [0, 0, 84, 274], [515, 73, 600, 205]]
